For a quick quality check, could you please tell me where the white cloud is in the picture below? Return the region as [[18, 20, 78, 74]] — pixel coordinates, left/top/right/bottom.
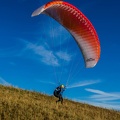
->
[[24, 42, 72, 66], [67, 80, 100, 89], [56, 51, 72, 62], [40, 20, 71, 45], [81, 88, 120, 110], [85, 88, 120, 101], [72, 99, 120, 110], [26, 42, 59, 66], [0, 77, 11, 86], [38, 80, 56, 86]]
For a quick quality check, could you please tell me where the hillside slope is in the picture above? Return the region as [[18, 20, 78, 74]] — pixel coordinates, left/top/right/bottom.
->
[[0, 85, 120, 120]]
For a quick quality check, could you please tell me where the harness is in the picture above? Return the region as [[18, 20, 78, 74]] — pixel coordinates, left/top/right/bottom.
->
[[54, 87, 61, 97]]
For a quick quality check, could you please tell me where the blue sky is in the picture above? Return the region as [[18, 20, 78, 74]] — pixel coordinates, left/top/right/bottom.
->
[[0, 0, 120, 110]]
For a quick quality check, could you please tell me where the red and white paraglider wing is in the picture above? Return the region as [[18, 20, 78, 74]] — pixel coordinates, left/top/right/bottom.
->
[[32, 1, 100, 68]]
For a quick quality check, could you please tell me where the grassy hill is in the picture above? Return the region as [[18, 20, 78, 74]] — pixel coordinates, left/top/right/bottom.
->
[[0, 85, 120, 120]]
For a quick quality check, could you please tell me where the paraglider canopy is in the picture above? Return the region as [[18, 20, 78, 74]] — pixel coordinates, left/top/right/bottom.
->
[[31, 0, 100, 68]]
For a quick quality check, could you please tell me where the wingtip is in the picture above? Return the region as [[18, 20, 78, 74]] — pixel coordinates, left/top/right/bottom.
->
[[31, 5, 45, 17], [31, 11, 39, 17], [31, 14, 34, 17]]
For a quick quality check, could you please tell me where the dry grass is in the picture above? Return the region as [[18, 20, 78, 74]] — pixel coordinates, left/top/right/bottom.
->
[[0, 85, 120, 120]]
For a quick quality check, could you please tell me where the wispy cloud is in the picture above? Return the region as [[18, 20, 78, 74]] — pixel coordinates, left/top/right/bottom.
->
[[56, 51, 72, 62], [38, 80, 56, 86], [26, 42, 59, 66], [39, 20, 71, 45], [0, 77, 11, 86], [72, 98, 120, 110], [67, 80, 100, 89], [82, 88, 120, 110], [85, 88, 120, 101], [24, 41, 72, 66]]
